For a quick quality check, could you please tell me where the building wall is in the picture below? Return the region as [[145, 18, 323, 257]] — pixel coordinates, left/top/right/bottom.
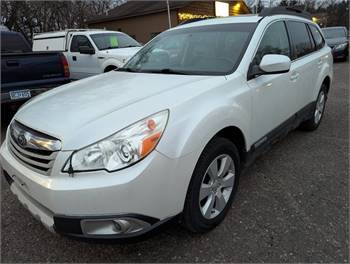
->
[[178, 1, 250, 18], [179, 1, 216, 17], [89, 11, 178, 44], [88, 1, 250, 43]]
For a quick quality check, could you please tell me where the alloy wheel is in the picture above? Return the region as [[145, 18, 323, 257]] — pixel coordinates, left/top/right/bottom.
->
[[199, 154, 235, 219], [314, 91, 326, 124]]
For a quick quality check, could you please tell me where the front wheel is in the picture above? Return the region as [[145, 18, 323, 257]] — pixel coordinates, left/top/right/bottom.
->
[[299, 84, 328, 131], [182, 137, 241, 233]]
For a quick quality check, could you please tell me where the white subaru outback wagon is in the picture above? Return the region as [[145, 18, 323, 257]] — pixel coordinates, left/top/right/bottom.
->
[[0, 8, 333, 239]]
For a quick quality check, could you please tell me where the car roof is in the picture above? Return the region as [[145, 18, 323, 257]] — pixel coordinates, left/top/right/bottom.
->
[[173, 15, 262, 30], [322, 26, 347, 30], [0, 31, 22, 36], [171, 14, 315, 31], [33, 30, 125, 39]]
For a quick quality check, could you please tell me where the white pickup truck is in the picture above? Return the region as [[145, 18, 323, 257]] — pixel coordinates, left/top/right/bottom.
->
[[33, 29, 142, 80]]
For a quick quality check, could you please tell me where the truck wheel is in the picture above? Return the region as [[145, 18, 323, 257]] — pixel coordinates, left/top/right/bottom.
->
[[104, 66, 118, 72], [299, 84, 328, 131], [182, 137, 240, 233]]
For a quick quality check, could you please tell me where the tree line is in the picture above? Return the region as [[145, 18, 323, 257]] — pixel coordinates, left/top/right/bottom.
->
[[1, 0, 115, 40], [258, 0, 349, 28], [1, 0, 349, 42]]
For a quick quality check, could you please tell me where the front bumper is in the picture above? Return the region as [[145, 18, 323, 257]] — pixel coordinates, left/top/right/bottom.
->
[[0, 140, 196, 239]]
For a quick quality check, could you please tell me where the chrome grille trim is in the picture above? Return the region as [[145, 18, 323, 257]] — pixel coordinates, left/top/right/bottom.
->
[[9, 137, 56, 160], [8, 121, 60, 176], [9, 142, 54, 169]]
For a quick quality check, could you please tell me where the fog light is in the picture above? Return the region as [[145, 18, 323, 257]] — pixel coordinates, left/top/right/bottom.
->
[[81, 217, 151, 236]]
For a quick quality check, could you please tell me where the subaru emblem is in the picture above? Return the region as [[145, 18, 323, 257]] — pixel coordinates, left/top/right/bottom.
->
[[17, 134, 27, 148]]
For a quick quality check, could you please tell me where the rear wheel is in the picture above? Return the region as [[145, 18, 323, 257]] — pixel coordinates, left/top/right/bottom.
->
[[299, 84, 328, 131], [182, 137, 241, 233]]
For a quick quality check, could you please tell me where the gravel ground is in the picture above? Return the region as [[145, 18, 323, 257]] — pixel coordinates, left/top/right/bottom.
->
[[1, 61, 349, 263]]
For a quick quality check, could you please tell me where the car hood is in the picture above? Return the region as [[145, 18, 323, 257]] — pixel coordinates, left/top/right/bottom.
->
[[99, 47, 141, 59], [15, 71, 217, 150], [325, 37, 348, 47]]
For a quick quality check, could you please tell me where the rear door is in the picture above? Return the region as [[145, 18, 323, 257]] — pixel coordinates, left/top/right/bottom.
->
[[248, 20, 297, 143], [306, 24, 328, 100], [286, 21, 318, 110], [67, 34, 100, 79]]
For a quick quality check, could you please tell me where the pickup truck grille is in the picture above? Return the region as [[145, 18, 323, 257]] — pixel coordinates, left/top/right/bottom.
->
[[8, 121, 61, 176]]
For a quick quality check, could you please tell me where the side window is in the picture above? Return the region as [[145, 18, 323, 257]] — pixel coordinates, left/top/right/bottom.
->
[[70, 35, 93, 52], [309, 25, 325, 50], [287, 21, 314, 59], [254, 21, 291, 65]]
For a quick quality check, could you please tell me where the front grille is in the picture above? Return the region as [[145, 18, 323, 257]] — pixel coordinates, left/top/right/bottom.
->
[[8, 121, 61, 176]]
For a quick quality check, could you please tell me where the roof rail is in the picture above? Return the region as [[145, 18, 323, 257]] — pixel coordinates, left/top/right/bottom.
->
[[259, 7, 312, 20], [178, 17, 214, 26]]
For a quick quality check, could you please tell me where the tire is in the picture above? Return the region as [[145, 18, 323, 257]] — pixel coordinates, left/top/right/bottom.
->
[[299, 84, 328, 131], [104, 66, 117, 72], [182, 137, 241, 233]]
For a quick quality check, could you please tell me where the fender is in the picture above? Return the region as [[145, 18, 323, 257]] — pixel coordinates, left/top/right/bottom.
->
[[156, 77, 252, 160], [101, 58, 124, 72]]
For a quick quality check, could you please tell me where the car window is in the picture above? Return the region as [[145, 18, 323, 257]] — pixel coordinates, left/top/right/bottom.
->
[[253, 21, 290, 65], [287, 21, 314, 59], [70, 35, 93, 52], [90, 33, 141, 50], [123, 23, 256, 75], [309, 25, 325, 50], [322, 28, 347, 39], [1, 32, 31, 53]]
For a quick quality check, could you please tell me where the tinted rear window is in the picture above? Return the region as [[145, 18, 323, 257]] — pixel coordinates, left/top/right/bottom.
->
[[1, 32, 31, 53], [309, 25, 325, 50], [287, 21, 314, 59]]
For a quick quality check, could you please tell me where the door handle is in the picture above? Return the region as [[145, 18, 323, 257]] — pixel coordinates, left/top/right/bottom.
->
[[72, 56, 77, 61], [6, 60, 19, 66], [290, 72, 300, 81], [317, 59, 323, 67]]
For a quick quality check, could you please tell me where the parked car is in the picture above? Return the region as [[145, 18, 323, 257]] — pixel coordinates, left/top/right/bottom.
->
[[0, 7, 333, 239], [1, 31, 70, 105], [322, 26, 349, 60], [32, 29, 142, 80]]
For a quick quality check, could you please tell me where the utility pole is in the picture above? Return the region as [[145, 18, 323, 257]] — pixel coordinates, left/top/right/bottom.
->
[[166, 0, 172, 28], [254, 0, 260, 14]]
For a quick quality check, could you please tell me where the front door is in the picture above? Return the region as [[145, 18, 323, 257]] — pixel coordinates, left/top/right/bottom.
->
[[67, 35, 100, 79], [247, 21, 297, 144]]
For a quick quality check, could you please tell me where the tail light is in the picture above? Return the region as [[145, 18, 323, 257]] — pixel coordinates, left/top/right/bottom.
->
[[60, 54, 70, 78]]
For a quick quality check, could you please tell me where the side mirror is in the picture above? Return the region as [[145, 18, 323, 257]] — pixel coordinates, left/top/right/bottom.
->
[[79, 46, 95, 55], [248, 54, 291, 80]]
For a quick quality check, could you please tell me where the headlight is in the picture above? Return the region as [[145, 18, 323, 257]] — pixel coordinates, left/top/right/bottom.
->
[[63, 110, 169, 173], [334, 43, 348, 50]]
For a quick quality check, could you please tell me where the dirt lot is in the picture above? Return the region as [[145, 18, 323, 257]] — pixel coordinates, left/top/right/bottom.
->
[[1, 61, 349, 263]]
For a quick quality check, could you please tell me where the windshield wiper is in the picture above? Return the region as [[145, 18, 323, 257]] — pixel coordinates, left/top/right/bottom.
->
[[143, 68, 190, 75], [117, 67, 138, 72], [100, 46, 119, 50], [119, 45, 141, 48]]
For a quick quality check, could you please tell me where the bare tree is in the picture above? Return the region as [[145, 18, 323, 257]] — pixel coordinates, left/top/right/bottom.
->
[[1, 0, 114, 39]]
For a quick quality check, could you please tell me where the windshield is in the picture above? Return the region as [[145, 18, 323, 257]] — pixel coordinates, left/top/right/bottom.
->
[[322, 28, 347, 39], [120, 23, 256, 75], [90, 33, 141, 50]]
